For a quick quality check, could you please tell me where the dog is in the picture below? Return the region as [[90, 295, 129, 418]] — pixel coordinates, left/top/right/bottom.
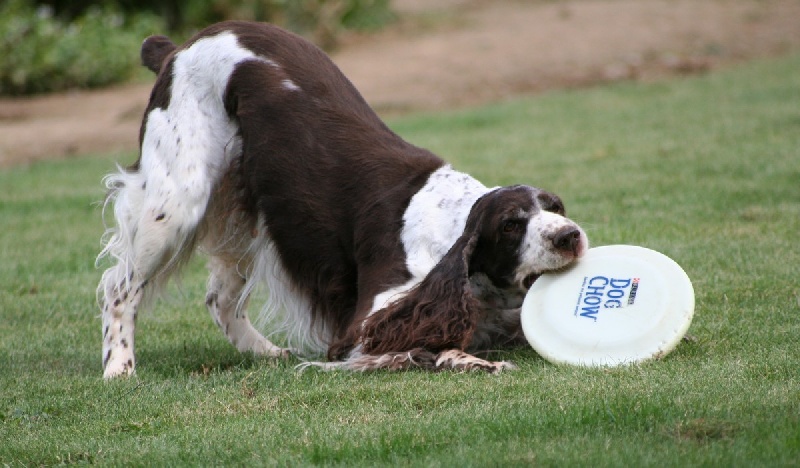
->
[[97, 21, 588, 378]]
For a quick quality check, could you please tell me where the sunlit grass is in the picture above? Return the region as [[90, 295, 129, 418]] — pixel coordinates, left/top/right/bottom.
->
[[1, 54, 798, 466]]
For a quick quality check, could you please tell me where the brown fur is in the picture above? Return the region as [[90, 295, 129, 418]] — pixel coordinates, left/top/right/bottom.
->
[[100, 21, 586, 377]]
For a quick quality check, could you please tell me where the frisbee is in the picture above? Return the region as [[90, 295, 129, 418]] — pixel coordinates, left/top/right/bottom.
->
[[521, 245, 694, 367]]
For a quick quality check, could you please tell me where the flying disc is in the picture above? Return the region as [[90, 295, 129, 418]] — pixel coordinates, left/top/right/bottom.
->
[[521, 245, 694, 367]]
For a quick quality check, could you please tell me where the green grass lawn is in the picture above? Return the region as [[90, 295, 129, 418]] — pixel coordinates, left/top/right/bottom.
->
[[1, 54, 798, 466]]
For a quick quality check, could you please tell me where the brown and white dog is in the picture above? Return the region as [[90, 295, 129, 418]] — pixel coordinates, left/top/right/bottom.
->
[[97, 21, 588, 378]]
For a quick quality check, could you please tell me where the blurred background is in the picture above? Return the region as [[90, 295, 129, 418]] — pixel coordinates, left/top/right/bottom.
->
[[0, 0, 393, 96], [1, 0, 799, 166]]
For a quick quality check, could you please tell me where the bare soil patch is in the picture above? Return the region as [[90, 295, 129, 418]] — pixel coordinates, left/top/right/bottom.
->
[[1, 0, 799, 168]]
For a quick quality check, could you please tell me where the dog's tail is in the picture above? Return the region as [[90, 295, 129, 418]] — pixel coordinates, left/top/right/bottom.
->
[[141, 35, 177, 74]]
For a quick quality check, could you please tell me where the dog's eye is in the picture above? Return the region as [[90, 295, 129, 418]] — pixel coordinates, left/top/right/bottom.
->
[[502, 220, 523, 233]]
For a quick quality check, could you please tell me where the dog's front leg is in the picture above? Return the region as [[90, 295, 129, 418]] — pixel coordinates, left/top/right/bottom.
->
[[301, 348, 515, 373], [433, 349, 517, 374]]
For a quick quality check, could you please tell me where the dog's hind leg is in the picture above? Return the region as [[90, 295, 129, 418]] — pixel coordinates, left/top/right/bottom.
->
[[206, 255, 290, 357], [98, 30, 280, 377], [98, 160, 213, 378], [98, 104, 234, 378]]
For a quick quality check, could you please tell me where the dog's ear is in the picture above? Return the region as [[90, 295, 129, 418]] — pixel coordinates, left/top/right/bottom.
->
[[356, 215, 485, 356], [141, 35, 177, 74]]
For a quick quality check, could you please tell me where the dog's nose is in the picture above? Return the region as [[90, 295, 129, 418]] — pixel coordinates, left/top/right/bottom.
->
[[552, 227, 582, 254]]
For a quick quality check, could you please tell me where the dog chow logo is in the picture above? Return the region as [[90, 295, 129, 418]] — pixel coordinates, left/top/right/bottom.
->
[[573, 276, 640, 322]]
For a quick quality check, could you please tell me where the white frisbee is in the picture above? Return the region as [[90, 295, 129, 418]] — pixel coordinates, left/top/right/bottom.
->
[[521, 245, 694, 367]]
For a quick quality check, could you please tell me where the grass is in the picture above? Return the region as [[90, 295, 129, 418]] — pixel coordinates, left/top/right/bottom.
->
[[1, 54, 799, 466]]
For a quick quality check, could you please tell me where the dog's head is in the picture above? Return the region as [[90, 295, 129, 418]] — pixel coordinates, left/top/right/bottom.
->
[[466, 185, 587, 291], [352, 185, 588, 357]]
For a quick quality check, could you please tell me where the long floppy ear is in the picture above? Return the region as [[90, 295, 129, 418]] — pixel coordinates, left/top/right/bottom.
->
[[357, 226, 483, 356]]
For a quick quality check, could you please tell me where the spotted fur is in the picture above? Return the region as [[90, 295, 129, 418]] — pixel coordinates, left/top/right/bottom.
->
[[97, 21, 588, 378]]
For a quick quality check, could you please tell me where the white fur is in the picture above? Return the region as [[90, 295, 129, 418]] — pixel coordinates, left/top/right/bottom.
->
[[98, 31, 305, 378], [400, 165, 490, 278], [369, 165, 489, 314], [372, 165, 588, 312], [514, 210, 590, 287], [281, 79, 301, 91], [243, 229, 329, 355], [99, 32, 259, 297]]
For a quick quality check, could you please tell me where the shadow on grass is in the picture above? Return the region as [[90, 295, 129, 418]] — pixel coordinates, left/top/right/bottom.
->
[[135, 340, 299, 379]]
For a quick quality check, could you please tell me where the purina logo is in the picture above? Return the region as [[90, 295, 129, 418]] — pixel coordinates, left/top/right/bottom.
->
[[573, 276, 640, 322]]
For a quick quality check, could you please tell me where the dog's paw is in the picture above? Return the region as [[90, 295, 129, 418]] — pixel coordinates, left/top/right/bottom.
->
[[486, 360, 517, 374], [434, 349, 517, 374], [242, 337, 293, 359], [103, 355, 135, 379], [295, 361, 334, 372], [461, 359, 517, 374]]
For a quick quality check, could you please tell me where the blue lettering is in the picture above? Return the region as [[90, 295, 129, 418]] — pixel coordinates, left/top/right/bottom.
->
[[585, 276, 608, 296], [589, 276, 609, 286], [579, 276, 635, 319], [607, 289, 624, 299], [580, 305, 599, 321], [610, 278, 631, 289], [584, 295, 601, 306]]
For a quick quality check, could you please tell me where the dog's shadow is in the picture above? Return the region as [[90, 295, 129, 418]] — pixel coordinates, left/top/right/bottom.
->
[[134, 340, 298, 379]]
